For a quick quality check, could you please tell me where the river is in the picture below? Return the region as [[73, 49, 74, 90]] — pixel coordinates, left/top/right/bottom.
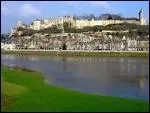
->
[[1, 54, 149, 100]]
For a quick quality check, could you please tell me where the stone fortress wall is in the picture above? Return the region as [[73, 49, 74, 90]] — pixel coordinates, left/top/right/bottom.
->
[[30, 17, 140, 30], [16, 9, 147, 31]]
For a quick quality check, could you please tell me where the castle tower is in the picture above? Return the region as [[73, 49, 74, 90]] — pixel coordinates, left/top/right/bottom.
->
[[139, 8, 146, 25], [61, 17, 64, 33], [33, 19, 41, 30], [17, 21, 22, 27]]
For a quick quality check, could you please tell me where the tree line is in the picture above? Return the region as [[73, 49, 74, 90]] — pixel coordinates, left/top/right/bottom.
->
[[73, 14, 138, 21]]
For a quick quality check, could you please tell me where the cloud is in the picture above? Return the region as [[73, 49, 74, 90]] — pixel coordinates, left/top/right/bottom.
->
[[88, 1, 110, 8], [1, 2, 41, 18], [88, 1, 117, 13], [20, 4, 41, 18]]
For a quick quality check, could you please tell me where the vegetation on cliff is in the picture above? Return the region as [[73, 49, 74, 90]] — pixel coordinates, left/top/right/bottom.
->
[[2, 50, 149, 57], [15, 23, 149, 36]]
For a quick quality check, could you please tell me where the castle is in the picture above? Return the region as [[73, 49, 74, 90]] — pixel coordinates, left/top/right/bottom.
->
[[15, 9, 147, 31], [4, 9, 148, 51]]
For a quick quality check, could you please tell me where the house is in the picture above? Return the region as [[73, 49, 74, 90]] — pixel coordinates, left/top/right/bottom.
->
[[127, 38, 137, 51], [1, 43, 16, 50], [137, 36, 149, 51]]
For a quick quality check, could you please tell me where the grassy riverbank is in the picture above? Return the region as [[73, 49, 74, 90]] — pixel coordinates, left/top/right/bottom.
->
[[1, 66, 149, 112], [2, 50, 149, 57]]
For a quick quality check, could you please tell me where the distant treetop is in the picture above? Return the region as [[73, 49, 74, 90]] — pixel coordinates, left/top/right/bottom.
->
[[73, 14, 138, 21]]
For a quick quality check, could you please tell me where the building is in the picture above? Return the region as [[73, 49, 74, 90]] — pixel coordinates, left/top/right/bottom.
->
[[127, 39, 137, 51], [1, 42, 16, 50], [137, 36, 149, 51], [75, 19, 90, 28], [139, 8, 147, 25], [9, 8, 147, 41], [31, 19, 41, 30]]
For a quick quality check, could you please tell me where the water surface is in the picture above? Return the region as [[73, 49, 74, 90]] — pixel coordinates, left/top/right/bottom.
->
[[1, 54, 149, 100]]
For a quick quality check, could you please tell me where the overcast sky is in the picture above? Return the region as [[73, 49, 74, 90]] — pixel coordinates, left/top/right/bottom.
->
[[1, 1, 149, 33]]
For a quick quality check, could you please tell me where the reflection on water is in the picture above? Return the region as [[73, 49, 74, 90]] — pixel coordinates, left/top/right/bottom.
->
[[139, 78, 145, 89], [2, 55, 16, 60], [29, 56, 40, 61], [1, 54, 149, 100], [120, 58, 125, 63], [62, 57, 67, 70], [138, 77, 149, 89]]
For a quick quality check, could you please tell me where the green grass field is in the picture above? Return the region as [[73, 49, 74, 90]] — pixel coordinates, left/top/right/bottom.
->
[[1, 66, 149, 112]]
